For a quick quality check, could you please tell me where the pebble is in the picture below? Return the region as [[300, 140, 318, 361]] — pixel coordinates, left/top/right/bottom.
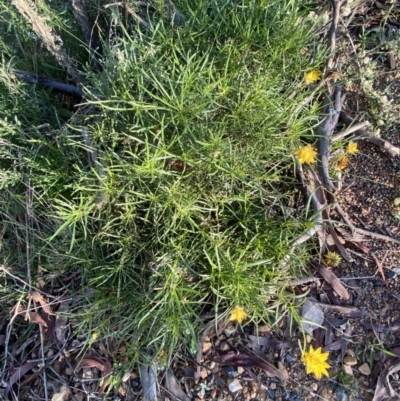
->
[[342, 364, 353, 375], [243, 386, 248, 394], [250, 391, 257, 398], [284, 353, 294, 363], [220, 342, 230, 351], [335, 386, 348, 401], [311, 383, 318, 392], [131, 380, 139, 388], [386, 270, 397, 279], [358, 363, 371, 376], [244, 326, 252, 334], [228, 379, 243, 393], [222, 365, 237, 378], [269, 383, 276, 390], [200, 369, 208, 379], [258, 324, 271, 333], [202, 341, 212, 353], [343, 356, 357, 366], [211, 389, 217, 398], [346, 349, 355, 357], [283, 390, 299, 401]]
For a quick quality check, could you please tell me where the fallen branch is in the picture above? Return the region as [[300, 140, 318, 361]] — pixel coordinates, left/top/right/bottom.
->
[[317, 83, 342, 192], [10, 69, 83, 97], [340, 111, 400, 158], [331, 120, 370, 142]]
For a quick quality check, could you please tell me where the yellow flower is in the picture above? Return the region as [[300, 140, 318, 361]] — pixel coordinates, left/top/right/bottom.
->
[[324, 251, 342, 267], [302, 345, 330, 379], [304, 70, 321, 84], [294, 144, 317, 164], [229, 306, 247, 324], [336, 155, 349, 171], [347, 141, 359, 154]]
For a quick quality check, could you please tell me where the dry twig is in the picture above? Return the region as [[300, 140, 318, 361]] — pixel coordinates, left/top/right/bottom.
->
[[340, 111, 400, 158]]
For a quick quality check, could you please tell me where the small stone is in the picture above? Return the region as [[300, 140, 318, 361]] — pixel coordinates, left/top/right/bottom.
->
[[258, 325, 271, 333], [122, 372, 131, 382], [209, 361, 216, 369], [250, 391, 257, 398], [224, 325, 237, 337], [211, 389, 217, 398], [269, 383, 276, 390], [358, 363, 371, 376], [342, 364, 353, 375], [74, 394, 85, 401], [386, 270, 397, 279], [243, 386, 249, 394], [343, 356, 357, 366], [47, 349, 54, 358], [203, 341, 212, 353], [200, 369, 208, 379], [310, 383, 318, 392], [220, 342, 230, 351], [228, 379, 243, 393], [64, 368, 73, 376], [131, 379, 140, 388], [346, 349, 355, 357], [336, 386, 348, 401], [222, 365, 237, 378]]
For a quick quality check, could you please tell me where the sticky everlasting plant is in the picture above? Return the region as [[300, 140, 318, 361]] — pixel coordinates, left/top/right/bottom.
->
[[294, 144, 317, 164], [302, 346, 330, 379], [347, 141, 359, 154], [304, 70, 321, 84], [230, 306, 247, 324]]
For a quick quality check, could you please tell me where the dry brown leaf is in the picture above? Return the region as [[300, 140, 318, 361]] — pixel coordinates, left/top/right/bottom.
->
[[277, 361, 290, 382], [79, 354, 112, 395], [17, 306, 47, 327], [5, 361, 39, 397], [28, 291, 52, 314], [372, 375, 389, 401], [318, 265, 350, 300], [219, 351, 278, 378], [323, 340, 343, 352], [79, 355, 107, 371]]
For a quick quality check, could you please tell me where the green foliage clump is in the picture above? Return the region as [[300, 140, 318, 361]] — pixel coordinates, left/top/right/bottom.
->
[[0, 0, 322, 363]]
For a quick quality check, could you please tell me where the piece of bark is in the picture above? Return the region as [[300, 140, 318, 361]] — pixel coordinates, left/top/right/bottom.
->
[[318, 265, 350, 300], [165, 369, 190, 401], [11, 69, 83, 97]]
